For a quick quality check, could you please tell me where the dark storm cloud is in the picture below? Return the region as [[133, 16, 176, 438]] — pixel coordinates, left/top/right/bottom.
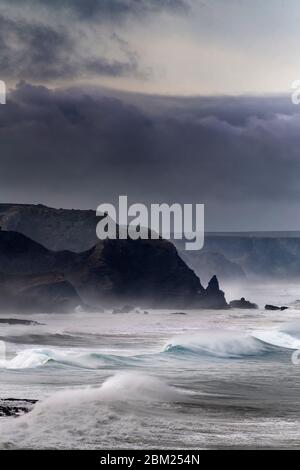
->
[[0, 83, 300, 218], [0, 0, 184, 81], [5, 0, 188, 20], [0, 13, 141, 81], [0, 15, 73, 81]]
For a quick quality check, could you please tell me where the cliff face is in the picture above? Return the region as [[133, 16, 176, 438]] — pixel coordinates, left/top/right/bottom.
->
[[71, 238, 206, 307], [0, 230, 227, 310], [0, 230, 77, 275], [0, 204, 98, 252], [3, 204, 300, 282], [0, 272, 82, 313]]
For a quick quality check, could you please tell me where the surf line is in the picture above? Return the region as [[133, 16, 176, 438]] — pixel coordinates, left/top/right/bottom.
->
[[100, 454, 135, 468]]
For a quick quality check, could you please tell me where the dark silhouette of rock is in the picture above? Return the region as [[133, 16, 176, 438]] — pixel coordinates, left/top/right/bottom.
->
[[4, 204, 300, 282], [0, 230, 77, 276], [0, 272, 83, 314], [20, 275, 82, 313], [0, 230, 228, 310], [265, 304, 289, 311], [229, 297, 258, 309], [0, 399, 37, 417], [0, 318, 43, 325], [0, 203, 98, 252], [71, 238, 207, 308], [201, 275, 228, 309], [206, 274, 219, 292]]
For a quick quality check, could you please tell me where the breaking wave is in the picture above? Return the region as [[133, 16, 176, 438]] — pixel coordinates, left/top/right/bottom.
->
[[0, 372, 188, 449], [164, 322, 300, 359], [163, 331, 279, 358], [252, 321, 300, 351], [2, 348, 141, 370], [5, 322, 300, 371]]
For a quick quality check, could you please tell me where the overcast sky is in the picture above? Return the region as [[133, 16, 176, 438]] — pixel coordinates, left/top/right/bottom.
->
[[0, 0, 300, 230]]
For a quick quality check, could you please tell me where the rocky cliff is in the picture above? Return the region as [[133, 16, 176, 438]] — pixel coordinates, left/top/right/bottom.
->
[[0, 229, 227, 311], [2, 204, 299, 282], [0, 203, 98, 252]]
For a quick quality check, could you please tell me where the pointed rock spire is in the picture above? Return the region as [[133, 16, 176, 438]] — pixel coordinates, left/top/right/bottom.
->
[[206, 275, 219, 293]]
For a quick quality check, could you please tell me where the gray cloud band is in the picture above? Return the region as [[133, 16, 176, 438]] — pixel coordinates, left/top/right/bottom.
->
[[0, 14, 141, 81], [0, 84, 299, 224], [0, 0, 188, 83], [2, 0, 188, 20]]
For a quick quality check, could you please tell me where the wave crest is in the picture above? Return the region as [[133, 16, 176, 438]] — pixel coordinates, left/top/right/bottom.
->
[[0, 372, 187, 449], [3, 348, 140, 370], [253, 321, 300, 350], [163, 331, 273, 358]]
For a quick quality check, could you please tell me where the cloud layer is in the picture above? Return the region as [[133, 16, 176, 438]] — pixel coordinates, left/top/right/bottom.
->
[[0, 83, 299, 229], [6, 0, 188, 19], [0, 0, 187, 83]]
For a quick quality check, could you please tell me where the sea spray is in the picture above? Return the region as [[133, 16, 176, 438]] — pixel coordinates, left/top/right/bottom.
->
[[0, 372, 189, 449], [2, 348, 141, 370], [164, 330, 271, 358]]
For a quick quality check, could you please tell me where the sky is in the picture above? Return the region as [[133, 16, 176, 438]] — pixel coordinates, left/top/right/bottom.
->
[[0, 0, 300, 230]]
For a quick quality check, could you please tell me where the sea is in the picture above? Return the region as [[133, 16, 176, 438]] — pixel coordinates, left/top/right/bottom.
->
[[1, 282, 300, 449]]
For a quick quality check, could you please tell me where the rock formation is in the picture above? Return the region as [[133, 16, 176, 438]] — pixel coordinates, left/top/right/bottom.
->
[[265, 304, 289, 311], [0, 203, 98, 252], [3, 204, 300, 281], [229, 297, 258, 309], [0, 399, 37, 417], [0, 230, 228, 311]]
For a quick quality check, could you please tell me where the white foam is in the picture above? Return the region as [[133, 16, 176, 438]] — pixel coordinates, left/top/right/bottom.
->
[[2, 347, 108, 370], [0, 372, 187, 449], [164, 330, 268, 358], [252, 321, 300, 350]]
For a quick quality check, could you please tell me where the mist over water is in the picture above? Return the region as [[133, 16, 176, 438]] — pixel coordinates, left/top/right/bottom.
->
[[1, 282, 300, 449]]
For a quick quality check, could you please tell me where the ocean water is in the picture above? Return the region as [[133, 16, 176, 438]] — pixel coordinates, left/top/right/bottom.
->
[[1, 282, 300, 449]]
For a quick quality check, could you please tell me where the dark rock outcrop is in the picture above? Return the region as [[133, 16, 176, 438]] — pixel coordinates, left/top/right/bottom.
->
[[229, 297, 258, 309], [0, 399, 37, 417], [265, 304, 289, 311], [0, 230, 77, 276], [20, 275, 82, 313], [70, 239, 227, 308], [0, 230, 227, 310], [206, 274, 219, 292], [71, 238, 207, 308], [0, 318, 43, 325], [0, 203, 98, 252], [0, 272, 83, 313], [201, 275, 228, 309], [3, 204, 300, 282]]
